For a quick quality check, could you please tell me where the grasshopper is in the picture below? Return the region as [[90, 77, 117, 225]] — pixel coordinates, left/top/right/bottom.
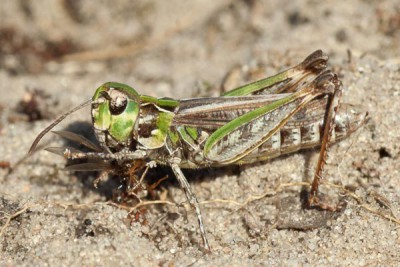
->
[[29, 50, 368, 250]]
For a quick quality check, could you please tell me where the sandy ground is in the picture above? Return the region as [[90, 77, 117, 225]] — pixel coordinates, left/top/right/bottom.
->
[[1, 1, 400, 266]]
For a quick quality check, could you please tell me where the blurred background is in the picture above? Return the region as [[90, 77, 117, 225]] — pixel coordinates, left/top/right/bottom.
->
[[1, 0, 399, 99], [1, 1, 400, 265]]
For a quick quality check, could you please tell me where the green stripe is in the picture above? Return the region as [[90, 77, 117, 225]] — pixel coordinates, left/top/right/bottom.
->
[[185, 127, 199, 140], [140, 95, 179, 108], [222, 72, 287, 96], [177, 126, 197, 148], [204, 92, 297, 156]]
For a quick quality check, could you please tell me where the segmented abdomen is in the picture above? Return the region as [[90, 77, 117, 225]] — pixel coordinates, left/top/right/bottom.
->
[[237, 103, 367, 164]]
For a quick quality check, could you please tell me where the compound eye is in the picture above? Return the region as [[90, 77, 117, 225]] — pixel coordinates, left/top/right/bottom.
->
[[109, 95, 128, 115]]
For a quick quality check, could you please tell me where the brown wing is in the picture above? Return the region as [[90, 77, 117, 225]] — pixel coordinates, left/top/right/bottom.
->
[[173, 95, 329, 130]]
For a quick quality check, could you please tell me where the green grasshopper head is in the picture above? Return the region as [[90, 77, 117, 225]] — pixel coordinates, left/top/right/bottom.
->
[[91, 82, 140, 151], [28, 82, 141, 155]]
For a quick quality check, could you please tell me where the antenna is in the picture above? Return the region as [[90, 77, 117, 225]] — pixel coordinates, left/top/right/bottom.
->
[[28, 98, 92, 155]]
